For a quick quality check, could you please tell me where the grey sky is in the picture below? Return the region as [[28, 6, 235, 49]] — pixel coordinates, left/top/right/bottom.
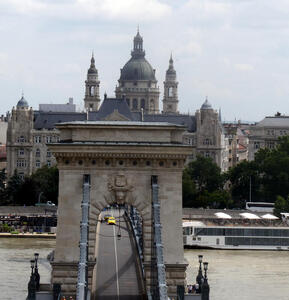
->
[[0, 0, 289, 121]]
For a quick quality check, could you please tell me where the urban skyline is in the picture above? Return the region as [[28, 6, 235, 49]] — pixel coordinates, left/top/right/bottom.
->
[[1, 0, 289, 121]]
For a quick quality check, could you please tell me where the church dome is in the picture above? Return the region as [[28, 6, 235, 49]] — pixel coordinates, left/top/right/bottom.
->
[[119, 30, 156, 82], [17, 95, 29, 108], [120, 57, 156, 81], [201, 98, 212, 110]]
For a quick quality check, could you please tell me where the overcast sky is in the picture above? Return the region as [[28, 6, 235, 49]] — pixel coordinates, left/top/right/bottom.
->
[[1, 0, 289, 121]]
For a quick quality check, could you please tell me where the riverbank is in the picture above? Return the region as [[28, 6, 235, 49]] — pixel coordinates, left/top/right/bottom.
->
[[0, 232, 56, 239]]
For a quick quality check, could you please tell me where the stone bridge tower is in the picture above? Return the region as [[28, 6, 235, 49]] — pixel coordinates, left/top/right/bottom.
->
[[49, 121, 192, 298]]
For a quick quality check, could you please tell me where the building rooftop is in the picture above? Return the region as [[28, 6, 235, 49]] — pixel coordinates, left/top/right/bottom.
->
[[256, 116, 289, 127]]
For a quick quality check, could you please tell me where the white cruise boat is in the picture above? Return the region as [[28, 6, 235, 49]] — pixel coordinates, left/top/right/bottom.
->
[[183, 210, 289, 250]]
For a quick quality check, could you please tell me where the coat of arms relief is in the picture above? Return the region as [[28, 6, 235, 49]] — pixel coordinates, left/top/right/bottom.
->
[[106, 174, 135, 205]]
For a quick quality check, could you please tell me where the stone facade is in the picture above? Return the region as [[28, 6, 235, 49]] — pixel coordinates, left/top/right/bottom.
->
[[248, 114, 289, 161], [223, 123, 249, 168], [49, 121, 192, 297], [6, 98, 64, 178], [194, 99, 228, 171]]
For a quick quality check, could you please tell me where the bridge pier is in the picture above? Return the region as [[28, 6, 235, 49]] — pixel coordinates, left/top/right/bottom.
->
[[49, 121, 192, 299]]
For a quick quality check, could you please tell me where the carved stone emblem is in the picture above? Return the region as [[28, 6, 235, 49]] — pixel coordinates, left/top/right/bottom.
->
[[107, 174, 134, 204]]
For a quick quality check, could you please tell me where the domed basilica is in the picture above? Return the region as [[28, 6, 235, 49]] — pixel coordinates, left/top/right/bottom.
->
[[6, 30, 228, 179]]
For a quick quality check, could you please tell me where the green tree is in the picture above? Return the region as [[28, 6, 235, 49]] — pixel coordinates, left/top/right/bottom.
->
[[186, 155, 224, 193], [0, 169, 6, 202], [226, 160, 261, 207], [13, 177, 38, 206], [274, 195, 289, 217], [257, 137, 289, 200], [31, 165, 59, 205], [5, 171, 23, 205], [182, 168, 197, 207], [182, 155, 226, 208]]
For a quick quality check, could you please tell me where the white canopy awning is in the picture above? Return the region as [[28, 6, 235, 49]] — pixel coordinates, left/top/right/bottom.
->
[[183, 221, 205, 227], [215, 212, 232, 219], [240, 212, 261, 219], [261, 213, 279, 220]]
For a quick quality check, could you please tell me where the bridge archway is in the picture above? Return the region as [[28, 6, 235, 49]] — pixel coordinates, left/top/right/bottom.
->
[[49, 121, 192, 298]]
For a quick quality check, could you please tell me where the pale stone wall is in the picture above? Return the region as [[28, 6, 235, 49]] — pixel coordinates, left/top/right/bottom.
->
[[50, 121, 192, 297], [6, 107, 34, 177], [6, 104, 60, 178], [195, 108, 228, 171]]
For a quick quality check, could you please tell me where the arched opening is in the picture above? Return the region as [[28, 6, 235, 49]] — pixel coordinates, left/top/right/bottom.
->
[[150, 99, 155, 112], [133, 98, 138, 110], [90, 86, 95, 96], [168, 87, 173, 97]]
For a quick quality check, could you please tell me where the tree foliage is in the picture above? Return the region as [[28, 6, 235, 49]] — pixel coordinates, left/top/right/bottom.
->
[[227, 136, 289, 208], [183, 155, 231, 208], [0, 166, 59, 206], [274, 195, 289, 217]]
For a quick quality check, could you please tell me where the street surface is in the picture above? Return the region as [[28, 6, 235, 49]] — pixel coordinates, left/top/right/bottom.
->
[[95, 209, 143, 300]]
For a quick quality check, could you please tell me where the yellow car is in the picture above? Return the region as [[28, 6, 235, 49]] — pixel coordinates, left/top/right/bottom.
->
[[107, 217, 116, 225]]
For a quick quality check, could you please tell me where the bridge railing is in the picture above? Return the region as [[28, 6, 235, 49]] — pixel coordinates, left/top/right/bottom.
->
[[151, 175, 168, 300], [124, 206, 147, 298]]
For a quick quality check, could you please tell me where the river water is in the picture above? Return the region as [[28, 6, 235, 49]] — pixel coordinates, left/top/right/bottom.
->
[[1, 239, 289, 300]]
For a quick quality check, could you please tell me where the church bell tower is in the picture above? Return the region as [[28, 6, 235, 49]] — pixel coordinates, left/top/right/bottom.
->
[[84, 54, 100, 111], [162, 54, 179, 114]]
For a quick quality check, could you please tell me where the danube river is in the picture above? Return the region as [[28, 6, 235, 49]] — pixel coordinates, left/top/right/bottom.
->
[[1, 238, 289, 300]]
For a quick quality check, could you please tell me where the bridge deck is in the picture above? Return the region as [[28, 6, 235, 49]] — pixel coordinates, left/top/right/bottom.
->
[[95, 209, 143, 300]]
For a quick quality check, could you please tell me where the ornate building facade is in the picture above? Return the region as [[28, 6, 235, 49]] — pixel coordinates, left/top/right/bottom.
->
[[6, 30, 228, 178], [248, 114, 289, 161]]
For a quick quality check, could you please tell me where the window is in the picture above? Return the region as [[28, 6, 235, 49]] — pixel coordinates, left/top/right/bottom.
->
[[254, 142, 260, 149], [16, 159, 27, 168], [18, 148, 24, 156], [90, 86, 95, 96], [47, 150, 51, 157], [46, 136, 52, 143], [47, 160, 51, 167], [205, 152, 210, 158], [126, 98, 130, 107], [19, 173, 25, 180], [141, 99, 145, 109], [150, 99, 155, 111], [168, 104, 172, 110], [36, 160, 41, 168], [133, 99, 138, 110], [35, 149, 40, 157], [17, 136, 26, 143], [203, 138, 212, 145], [168, 87, 173, 97], [34, 136, 41, 143]]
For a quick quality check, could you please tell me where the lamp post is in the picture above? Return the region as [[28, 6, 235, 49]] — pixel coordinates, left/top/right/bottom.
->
[[196, 255, 203, 293], [34, 253, 40, 291], [27, 260, 36, 300], [201, 262, 210, 300]]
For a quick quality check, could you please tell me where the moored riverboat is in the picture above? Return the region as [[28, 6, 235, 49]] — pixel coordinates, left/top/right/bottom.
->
[[183, 209, 289, 250]]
